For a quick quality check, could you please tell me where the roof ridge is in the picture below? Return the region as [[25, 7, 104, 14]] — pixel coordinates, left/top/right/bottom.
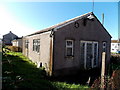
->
[[27, 12, 93, 36], [111, 40, 120, 43]]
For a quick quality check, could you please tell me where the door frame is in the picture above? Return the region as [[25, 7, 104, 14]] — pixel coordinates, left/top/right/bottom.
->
[[80, 41, 98, 69]]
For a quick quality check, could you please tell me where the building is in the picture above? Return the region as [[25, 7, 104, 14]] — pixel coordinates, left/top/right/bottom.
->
[[111, 40, 120, 53], [12, 37, 23, 49], [23, 12, 111, 76], [3, 31, 18, 45], [0, 39, 2, 52]]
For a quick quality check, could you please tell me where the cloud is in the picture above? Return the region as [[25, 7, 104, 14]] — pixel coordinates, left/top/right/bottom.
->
[[0, 4, 35, 37]]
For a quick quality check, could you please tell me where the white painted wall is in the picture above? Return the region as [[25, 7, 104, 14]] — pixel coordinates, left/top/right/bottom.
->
[[23, 31, 51, 73], [111, 42, 120, 53], [12, 39, 22, 48]]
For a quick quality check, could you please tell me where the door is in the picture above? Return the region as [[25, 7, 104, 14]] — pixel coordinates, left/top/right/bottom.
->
[[80, 41, 98, 69]]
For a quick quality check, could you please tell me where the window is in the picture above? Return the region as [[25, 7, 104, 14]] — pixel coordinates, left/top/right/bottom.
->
[[112, 44, 114, 46], [33, 39, 40, 53], [80, 42, 85, 62], [115, 46, 117, 48], [40, 63, 42, 67], [66, 40, 73, 56], [93, 42, 98, 66], [25, 40, 29, 49], [80, 41, 98, 69], [103, 42, 106, 52]]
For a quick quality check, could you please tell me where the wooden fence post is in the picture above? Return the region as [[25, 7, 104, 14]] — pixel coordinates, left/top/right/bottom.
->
[[101, 52, 106, 89]]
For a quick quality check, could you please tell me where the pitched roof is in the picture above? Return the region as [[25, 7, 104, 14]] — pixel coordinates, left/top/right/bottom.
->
[[111, 40, 120, 43], [27, 12, 93, 36], [27, 12, 111, 38]]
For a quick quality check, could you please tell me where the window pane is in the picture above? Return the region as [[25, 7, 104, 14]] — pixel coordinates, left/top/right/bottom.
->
[[25, 40, 29, 49], [33, 40, 35, 51], [67, 48, 72, 56], [67, 41, 73, 46], [94, 43, 97, 66], [33, 39, 40, 53], [86, 43, 92, 68], [37, 45, 40, 53], [80, 42, 85, 61]]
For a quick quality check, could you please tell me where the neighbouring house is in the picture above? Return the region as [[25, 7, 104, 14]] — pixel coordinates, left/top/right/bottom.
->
[[3, 31, 18, 45], [23, 12, 111, 76], [0, 39, 2, 52], [111, 40, 120, 53], [12, 37, 23, 49]]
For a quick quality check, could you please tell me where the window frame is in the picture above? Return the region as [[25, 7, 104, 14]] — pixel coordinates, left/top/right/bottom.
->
[[103, 42, 107, 52], [33, 39, 40, 53], [25, 40, 29, 49], [80, 41, 98, 69], [66, 40, 74, 57], [93, 42, 98, 67]]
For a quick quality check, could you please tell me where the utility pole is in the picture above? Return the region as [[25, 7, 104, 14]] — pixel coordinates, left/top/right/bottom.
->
[[92, 0, 94, 12], [102, 13, 104, 25]]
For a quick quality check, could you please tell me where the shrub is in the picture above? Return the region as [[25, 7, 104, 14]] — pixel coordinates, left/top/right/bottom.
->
[[91, 55, 120, 89], [6, 46, 22, 52], [110, 55, 120, 64]]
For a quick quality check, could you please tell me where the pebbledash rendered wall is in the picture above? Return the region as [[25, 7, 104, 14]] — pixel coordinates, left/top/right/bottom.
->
[[52, 15, 111, 76], [23, 13, 111, 76], [23, 31, 53, 75]]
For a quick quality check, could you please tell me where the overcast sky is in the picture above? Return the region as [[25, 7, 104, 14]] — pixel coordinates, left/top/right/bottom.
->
[[0, 2, 118, 40]]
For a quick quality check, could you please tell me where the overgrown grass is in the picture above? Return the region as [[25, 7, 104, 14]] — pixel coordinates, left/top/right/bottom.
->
[[52, 82, 88, 89], [2, 49, 52, 89], [2, 48, 89, 89]]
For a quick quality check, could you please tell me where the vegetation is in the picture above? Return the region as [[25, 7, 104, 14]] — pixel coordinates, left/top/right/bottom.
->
[[2, 48, 89, 89], [52, 82, 88, 89], [5, 46, 22, 52], [91, 54, 120, 89], [110, 55, 120, 70]]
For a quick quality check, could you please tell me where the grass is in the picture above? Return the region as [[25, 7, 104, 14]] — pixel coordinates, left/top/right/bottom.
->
[[2, 50, 51, 89], [52, 82, 88, 89], [2, 48, 89, 89]]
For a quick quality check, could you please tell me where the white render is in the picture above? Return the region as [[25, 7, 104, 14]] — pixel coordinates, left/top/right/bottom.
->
[[12, 38, 22, 48], [111, 42, 120, 53]]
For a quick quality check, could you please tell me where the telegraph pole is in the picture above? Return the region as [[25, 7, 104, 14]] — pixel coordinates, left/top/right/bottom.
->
[[92, 0, 94, 12]]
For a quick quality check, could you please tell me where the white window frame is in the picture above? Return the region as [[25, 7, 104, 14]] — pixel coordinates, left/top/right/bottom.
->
[[92, 42, 98, 67], [103, 42, 107, 52], [66, 40, 73, 57], [25, 40, 29, 49], [33, 39, 40, 53], [80, 41, 98, 69]]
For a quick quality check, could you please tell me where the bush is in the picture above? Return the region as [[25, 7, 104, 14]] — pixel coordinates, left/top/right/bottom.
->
[[6, 46, 22, 52], [91, 55, 120, 89], [110, 55, 120, 64]]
